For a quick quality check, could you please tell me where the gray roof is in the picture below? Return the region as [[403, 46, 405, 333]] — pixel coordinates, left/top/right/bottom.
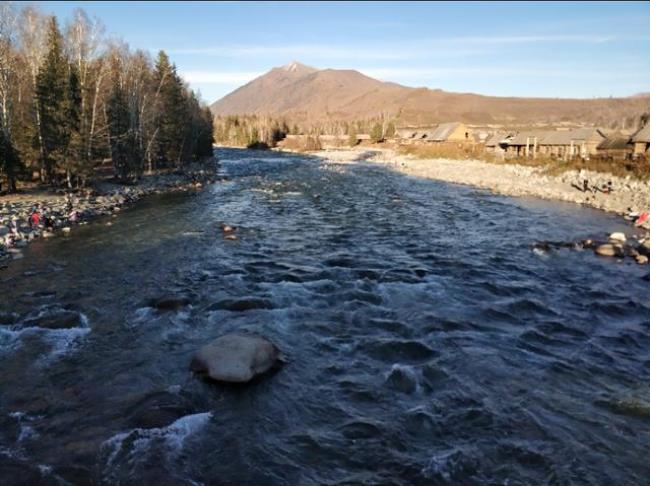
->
[[428, 122, 463, 142], [597, 135, 633, 150], [632, 124, 650, 143], [508, 128, 605, 146], [485, 131, 510, 147]]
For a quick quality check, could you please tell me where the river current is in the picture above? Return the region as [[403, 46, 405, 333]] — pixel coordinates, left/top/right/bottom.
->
[[1, 148, 649, 485]]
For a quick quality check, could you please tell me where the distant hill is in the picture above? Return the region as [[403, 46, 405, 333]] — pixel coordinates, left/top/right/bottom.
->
[[210, 62, 650, 129]]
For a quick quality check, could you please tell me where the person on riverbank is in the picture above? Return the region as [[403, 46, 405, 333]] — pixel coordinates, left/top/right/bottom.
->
[[9, 217, 19, 235], [29, 208, 40, 228], [65, 193, 74, 213], [43, 214, 55, 230]]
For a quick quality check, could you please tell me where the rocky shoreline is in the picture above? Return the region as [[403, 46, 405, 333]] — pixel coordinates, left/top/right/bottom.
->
[[0, 159, 220, 266]]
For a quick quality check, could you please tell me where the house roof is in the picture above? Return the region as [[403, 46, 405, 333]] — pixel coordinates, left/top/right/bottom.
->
[[428, 122, 464, 141], [508, 128, 605, 146], [485, 131, 510, 147], [597, 136, 634, 150], [632, 124, 650, 143]]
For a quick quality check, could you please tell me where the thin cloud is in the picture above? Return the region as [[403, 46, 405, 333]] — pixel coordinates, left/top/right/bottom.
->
[[361, 66, 648, 81], [181, 70, 262, 84], [165, 32, 636, 62], [169, 45, 470, 61]]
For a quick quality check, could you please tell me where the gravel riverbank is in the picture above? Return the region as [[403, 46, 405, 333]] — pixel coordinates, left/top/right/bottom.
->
[[0, 159, 219, 266]]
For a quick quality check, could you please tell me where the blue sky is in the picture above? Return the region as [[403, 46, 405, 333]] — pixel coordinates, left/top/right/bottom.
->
[[34, 1, 650, 103]]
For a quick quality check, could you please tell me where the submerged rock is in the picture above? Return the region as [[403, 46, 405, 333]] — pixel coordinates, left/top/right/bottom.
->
[[340, 420, 382, 439], [209, 298, 273, 312], [148, 295, 191, 311], [21, 307, 85, 330], [190, 333, 283, 383], [386, 364, 418, 394]]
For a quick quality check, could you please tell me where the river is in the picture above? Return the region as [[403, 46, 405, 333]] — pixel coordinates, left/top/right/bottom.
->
[[1, 148, 649, 485]]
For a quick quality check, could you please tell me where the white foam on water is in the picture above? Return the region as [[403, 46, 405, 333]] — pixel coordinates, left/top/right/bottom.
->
[[102, 412, 212, 467], [0, 310, 91, 363], [532, 247, 550, 258], [17, 424, 39, 442], [130, 307, 155, 326]]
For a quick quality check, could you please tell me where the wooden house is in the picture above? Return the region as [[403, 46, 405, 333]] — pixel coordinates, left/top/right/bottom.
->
[[631, 125, 650, 156]]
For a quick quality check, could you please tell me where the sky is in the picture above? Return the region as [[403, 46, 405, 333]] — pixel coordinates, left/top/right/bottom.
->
[[33, 1, 650, 104]]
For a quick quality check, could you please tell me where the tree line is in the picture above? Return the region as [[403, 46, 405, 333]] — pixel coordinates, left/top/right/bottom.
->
[[213, 114, 398, 148], [213, 115, 292, 149], [0, 3, 214, 193]]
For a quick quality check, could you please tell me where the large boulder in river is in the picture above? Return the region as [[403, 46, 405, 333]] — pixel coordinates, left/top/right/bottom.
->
[[190, 333, 283, 383]]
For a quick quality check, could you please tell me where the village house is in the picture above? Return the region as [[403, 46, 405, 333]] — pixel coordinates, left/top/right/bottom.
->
[[426, 122, 470, 143], [396, 122, 471, 144], [631, 124, 650, 156], [596, 134, 634, 159], [484, 132, 511, 154], [506, 128, 606, 159]]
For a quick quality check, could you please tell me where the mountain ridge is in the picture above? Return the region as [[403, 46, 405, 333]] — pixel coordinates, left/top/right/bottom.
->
[[210, 62, 650, 128]]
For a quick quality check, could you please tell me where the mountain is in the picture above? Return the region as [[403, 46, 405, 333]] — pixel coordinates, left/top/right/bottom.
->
[[210, 62, 650, 128]]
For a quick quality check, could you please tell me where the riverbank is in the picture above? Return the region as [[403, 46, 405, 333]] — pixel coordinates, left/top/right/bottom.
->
[[0, 159, 220, 266], [299, 146, 650, 230]]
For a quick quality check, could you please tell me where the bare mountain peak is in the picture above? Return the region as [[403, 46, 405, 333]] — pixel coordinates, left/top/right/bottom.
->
[[280, 61, 317, 74]]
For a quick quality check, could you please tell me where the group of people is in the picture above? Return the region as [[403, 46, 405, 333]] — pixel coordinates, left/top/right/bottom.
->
[[2, 192, 80, 249], [575, 179, 614, 195]]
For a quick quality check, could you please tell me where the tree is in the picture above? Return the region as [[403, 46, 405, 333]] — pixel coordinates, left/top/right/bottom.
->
[[35, 16, 81, 185], [385, 121, 396, 139], [65, 8, 107, 167], [371, 122, 383, 143], [151, 51, 187, 167], [348, 127, 358, 147], [17, 5, 47, 176], [106, 73, 132, 180], [0, 128, 22, 192]]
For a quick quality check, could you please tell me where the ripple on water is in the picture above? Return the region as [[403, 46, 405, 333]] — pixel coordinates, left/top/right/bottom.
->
[[100, 412, 211, 483]]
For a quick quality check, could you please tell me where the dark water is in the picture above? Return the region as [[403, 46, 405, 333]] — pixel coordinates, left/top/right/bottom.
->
[[1, 148, 649, 485]]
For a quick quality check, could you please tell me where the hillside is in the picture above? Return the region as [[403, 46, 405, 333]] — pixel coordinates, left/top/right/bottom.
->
[[210, 62, 650, 129]]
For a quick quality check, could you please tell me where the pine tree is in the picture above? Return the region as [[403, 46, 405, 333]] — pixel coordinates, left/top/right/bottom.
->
[[35, 16, 66, 183], [35, 16, 80, 185], [62, 63, 83, 186], [0, 129, 22, 193], [152, 51, 187, 167], [106, 72, 130, 180], [197, 106, 214, 158]]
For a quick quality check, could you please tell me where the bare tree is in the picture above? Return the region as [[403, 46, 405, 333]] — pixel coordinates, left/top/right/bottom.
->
[[66, 8, 107, 166], [17, 5, 46, 179], [0, 1, 19, 136]]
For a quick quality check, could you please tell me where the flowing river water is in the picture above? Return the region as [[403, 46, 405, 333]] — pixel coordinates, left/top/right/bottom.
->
[[1, 148, 649, 485]]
